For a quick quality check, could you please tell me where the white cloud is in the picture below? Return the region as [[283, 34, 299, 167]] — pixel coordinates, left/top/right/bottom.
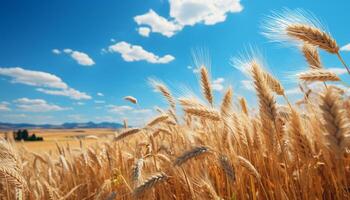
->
[[70, 51, 95, 66], [0, 67, 67, 89], [134, 9, 183, 37], [0, 102, 10, 111], [0, 67, 91, 100], [58, 49, 95, 66], [14, 98, 69, 112], [212, 77, 224, 91], [52, 49, 61, 54], [170, 0, 243, 26], [328, 67, 348, 75], [107, 105, 133, 114], [138, 27, 151, 37], [340, 43, 350, 51], [97, 92, 104, 96], [134, 0, 243, 37], [108, 41, 175, 64], [36, 88, 91, 100], [76, 102, 85, 106], [63, 49, 73, 54], [94, 100, 105, 104]]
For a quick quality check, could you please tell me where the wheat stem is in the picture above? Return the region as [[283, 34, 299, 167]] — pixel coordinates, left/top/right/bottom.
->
[[336, 52, 350, 75]]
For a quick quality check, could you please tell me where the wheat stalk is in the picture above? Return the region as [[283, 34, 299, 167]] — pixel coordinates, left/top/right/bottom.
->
[[298, 69, 340, 82], [124, 96, 138, 104], [146, 114, 169, 127], [220, 87, 233, 117], [320, 88, 350, 156], [184, 106, 221, 121], [114, 128, 141, 141], [263, 71, 285, 95], [251, 61, 278, 149], [150, 79, 176, 111], [200, 66, 214, 106], [133, 172, 168, 197], [286, 24, 339, 53], [131, 158, 144, 186], [302, 43, 322, 69], [218, 155, 236, 182], [174, 146, 210, 166]]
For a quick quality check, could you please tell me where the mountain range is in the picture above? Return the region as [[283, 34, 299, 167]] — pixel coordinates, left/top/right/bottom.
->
[[0, 121, 123, 130]]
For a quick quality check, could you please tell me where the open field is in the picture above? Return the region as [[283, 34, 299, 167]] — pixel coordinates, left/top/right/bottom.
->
[[0, 128, 115, 152]]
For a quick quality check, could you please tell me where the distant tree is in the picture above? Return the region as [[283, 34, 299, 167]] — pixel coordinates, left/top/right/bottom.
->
[[22, 129, 29, 140], [14, 129, 21, 140], [13, 129, 43, 141]]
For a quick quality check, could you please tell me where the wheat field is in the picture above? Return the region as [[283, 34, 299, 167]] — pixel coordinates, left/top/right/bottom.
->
[[1, 9, 350, 200], [0, 129, 115, 152]]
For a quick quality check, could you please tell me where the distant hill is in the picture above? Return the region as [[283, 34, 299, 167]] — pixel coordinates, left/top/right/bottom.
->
[[0, 121, 123, 130]]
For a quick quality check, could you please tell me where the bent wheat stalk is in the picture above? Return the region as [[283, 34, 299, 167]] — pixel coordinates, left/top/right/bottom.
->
[[133, 172, 168, 197], [298, 69, 340, 82], [124, 96, 138, 104], [174, 146, 210, 166]]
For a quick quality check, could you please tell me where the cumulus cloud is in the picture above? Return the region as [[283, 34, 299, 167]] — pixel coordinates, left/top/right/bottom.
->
[[0, 67, 91, 100], [55, 48, 95, 66], [14, 98, 69, 112], [108, 41, 175, 64], [0, 67, 67, 89], [36, 88, 91, 100], [0, 101, 10, 111], [138, 27, 151, 37], [52, 49, 61, 54], [134, 0, 243, 37], [170, 0, 243, 26], [212, 77, 225, 91], [94, 100, 105, 104], [63, 49, 73, 54], [340, 43, 350, 51], [70, 51, 95, 66], [97, 92, 104, 96], [134, 9, 183, 37]]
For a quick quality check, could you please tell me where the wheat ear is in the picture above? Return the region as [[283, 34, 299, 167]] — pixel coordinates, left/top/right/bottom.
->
[[200, 66, 214, 106], [114, 128, 141, 141], [124, 96, 138, 104], [298, 69, 340, 82], [302, 43, 322, 69], [184, 106, 221, 121], [320, 88, 350, 156], [174, 146, 210, 166], [133, 172, 168, 197]]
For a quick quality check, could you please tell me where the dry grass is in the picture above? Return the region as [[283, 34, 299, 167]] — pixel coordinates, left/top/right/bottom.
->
[[1, 9, 350, 200]]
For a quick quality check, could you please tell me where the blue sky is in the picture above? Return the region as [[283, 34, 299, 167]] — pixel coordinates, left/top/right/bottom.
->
[[0, 0, 350, 125]]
